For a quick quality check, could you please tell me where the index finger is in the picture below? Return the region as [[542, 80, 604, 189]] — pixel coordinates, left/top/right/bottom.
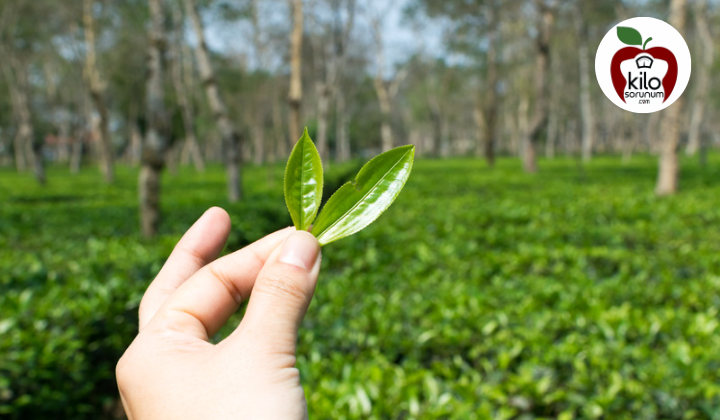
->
[[139, 207, 231, 330], [143, 226, 296, 340]]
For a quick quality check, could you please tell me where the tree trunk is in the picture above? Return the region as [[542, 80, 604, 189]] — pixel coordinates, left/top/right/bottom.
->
[[251, 120, 265, 165], [5, 54, 44, 184], [621, 112, 638, 164], [0, 52, 27, 172], [524, 1, 554, 173], [12, 126, 27, 172], [250, 0, 268, 165], [166, 142, 182, 176], [523, 133, 537, 173], [474, 104, 486, 157], [378, 104, 393, 151], [565, 120, 577, 155], [309, 19, 332, 161], [699, 134, 710, 168], [170, 4, 205, 172], [272, 93, 287, 160], [129, 121, 143, 166], [441, 114, 451, 156], [56, 118, 71, 164], [517, 96, 529, 158], [685, 0, 712, 156], [656, 109, 682, 195], [575, 9, 595, 163], [655, 0, 686, 196], [428, 93, 442, 157], [642, 112, 658, 154], [184, 0, 242, 201], [83, 0, 114, 183], [43, 60, 70, 165], [546, 106, 557, 159], [205, 131, 223, 162], [287, 0, 303, 143], [336, 89, 350, 161], [376, 79, 394, 152], [311, 0, 355, 162], [482, 3, 499, 167], [371, 16, 395, 152], [546, 48, 560, 159], [140, 0, 169, 238], [30, 137, 46, 185], [70, 128, 84, 174], [309, 20, 331, 162], [250, 0, 268, 69], [332, 0, 355, 160], [520, 97, 533, 170], [316, 86, 331, 160]]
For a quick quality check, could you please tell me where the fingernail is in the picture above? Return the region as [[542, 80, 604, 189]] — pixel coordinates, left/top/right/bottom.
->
[[279, 231, 320, 271]]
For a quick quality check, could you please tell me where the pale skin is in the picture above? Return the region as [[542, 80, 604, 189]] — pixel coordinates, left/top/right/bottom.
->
[[116, 207, 321, 419]]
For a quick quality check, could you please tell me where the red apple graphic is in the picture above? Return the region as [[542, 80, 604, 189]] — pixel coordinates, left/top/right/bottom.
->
[[610, 26, 678, 103]]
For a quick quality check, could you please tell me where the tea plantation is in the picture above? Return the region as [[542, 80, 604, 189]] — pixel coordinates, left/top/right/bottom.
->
[[2, 155, 720, 419]]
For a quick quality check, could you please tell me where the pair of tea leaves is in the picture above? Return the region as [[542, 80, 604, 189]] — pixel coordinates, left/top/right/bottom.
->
[[284, 128, 415, 246]]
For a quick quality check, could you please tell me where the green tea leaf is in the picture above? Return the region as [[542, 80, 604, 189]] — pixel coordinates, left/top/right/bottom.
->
[[284, 127, 323, 231], [617, 26, 642, 46], [312, 145, 414, 245]]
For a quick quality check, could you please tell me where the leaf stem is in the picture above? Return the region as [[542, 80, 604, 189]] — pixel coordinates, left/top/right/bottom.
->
[[643, 37, 652, 50]]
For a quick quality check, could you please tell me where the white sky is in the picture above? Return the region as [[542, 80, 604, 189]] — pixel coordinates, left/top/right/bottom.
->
[[202, 0, 445, 71]]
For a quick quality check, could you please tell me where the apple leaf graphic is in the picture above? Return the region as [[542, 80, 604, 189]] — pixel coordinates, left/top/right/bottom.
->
[[617, 26, 642, 46]]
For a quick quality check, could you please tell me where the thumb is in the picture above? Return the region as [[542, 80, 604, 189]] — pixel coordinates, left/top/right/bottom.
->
[[234, 230, 321, 354]]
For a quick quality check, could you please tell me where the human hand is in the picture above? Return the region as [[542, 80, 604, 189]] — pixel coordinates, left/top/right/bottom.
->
[[116, 207, 321, 420]]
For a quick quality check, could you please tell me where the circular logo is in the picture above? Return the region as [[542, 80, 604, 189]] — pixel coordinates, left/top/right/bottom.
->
[[595, 17, 691, 114]]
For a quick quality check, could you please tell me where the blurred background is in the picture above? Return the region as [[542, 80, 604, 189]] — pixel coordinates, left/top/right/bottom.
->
[[2, 0, 720, 418]]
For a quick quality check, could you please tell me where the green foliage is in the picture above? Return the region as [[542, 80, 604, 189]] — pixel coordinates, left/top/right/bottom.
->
[[2, 155, 720, 419], [312, 145, 415, 246], [284, 129, 415, 245], [300, 156, 720, 419], [285, 128, 323, 231], [0, 165, 292, 419]]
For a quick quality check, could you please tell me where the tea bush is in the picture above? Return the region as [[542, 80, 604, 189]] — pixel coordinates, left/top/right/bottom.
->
[[2, 155, 720, 419]]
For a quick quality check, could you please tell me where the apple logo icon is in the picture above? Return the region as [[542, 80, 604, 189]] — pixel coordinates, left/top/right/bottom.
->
[[595, 17, 691, 114], [610, 27, 678, 103]]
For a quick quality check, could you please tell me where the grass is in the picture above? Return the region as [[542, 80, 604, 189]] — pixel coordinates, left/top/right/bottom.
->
[[1, 153, 720, 419]]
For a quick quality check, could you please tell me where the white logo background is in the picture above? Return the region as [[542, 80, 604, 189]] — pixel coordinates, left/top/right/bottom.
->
[[595, 17, 691, 114]]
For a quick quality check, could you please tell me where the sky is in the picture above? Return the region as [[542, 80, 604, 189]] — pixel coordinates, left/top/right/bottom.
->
[[202, 0, 445, 71]]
